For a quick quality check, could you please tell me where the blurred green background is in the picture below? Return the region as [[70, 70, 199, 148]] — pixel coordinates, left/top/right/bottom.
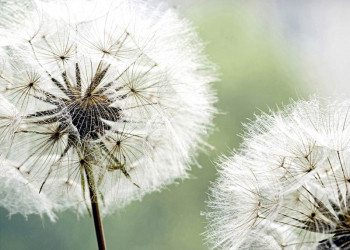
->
[[0, 2, 305, 249]]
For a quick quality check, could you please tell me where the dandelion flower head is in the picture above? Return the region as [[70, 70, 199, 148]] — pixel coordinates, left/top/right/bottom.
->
[[205, 98, 350, 249], [0, 0, 216, 217]]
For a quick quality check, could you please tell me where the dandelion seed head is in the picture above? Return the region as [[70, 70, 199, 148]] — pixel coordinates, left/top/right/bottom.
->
[[205, 97, 350, 250], [0, 0, 216, 218]]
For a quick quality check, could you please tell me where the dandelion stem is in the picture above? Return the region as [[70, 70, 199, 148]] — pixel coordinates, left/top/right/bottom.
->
[[85, 167, 107, 250]]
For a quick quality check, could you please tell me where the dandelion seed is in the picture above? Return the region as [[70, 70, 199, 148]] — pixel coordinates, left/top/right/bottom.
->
[[205, 98, 350, 250], [0, 159, 56, 221], [0, 0, 216, 249]]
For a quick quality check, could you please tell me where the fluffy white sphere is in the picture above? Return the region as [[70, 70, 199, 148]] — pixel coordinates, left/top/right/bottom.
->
[[0, 0, 216, 218], [205, 98, 350, 250]]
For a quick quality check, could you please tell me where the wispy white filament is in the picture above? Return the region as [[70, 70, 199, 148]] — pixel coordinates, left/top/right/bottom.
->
[[205, 98, 350, 250], [0, 0, 216, 219]]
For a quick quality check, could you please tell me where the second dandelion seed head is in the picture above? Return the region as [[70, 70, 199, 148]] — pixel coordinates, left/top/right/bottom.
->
[[205, 98, 350, 249]]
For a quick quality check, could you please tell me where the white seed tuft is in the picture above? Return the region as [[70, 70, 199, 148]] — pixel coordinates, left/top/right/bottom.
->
[[0, 0, 216, 219], [205, 97, 350, 250]]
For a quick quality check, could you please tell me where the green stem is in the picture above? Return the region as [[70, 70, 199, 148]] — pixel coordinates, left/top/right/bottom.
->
[[85, 167, 107, 250]]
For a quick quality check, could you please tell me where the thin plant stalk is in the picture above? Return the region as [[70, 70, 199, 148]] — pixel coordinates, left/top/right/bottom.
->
[[85, 167, 107, 250]]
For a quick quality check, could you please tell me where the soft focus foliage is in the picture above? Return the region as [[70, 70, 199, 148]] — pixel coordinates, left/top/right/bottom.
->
[[0, 0, 215, 218], [206, 98, 350, 249]]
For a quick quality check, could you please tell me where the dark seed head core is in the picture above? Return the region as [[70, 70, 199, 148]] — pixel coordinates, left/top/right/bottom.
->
[[28, 63, 122, 141], [69, 100, 121, 140], [64, 64, 121, 140], [51, 131, 60, 141]]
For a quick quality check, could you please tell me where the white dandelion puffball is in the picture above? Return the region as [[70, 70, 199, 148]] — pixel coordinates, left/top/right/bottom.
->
[[205, 98, 350, 250], [0, 0, 216, 217]]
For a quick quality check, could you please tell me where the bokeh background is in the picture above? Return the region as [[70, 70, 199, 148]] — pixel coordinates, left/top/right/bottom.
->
[[1, 0, 347, 249]]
